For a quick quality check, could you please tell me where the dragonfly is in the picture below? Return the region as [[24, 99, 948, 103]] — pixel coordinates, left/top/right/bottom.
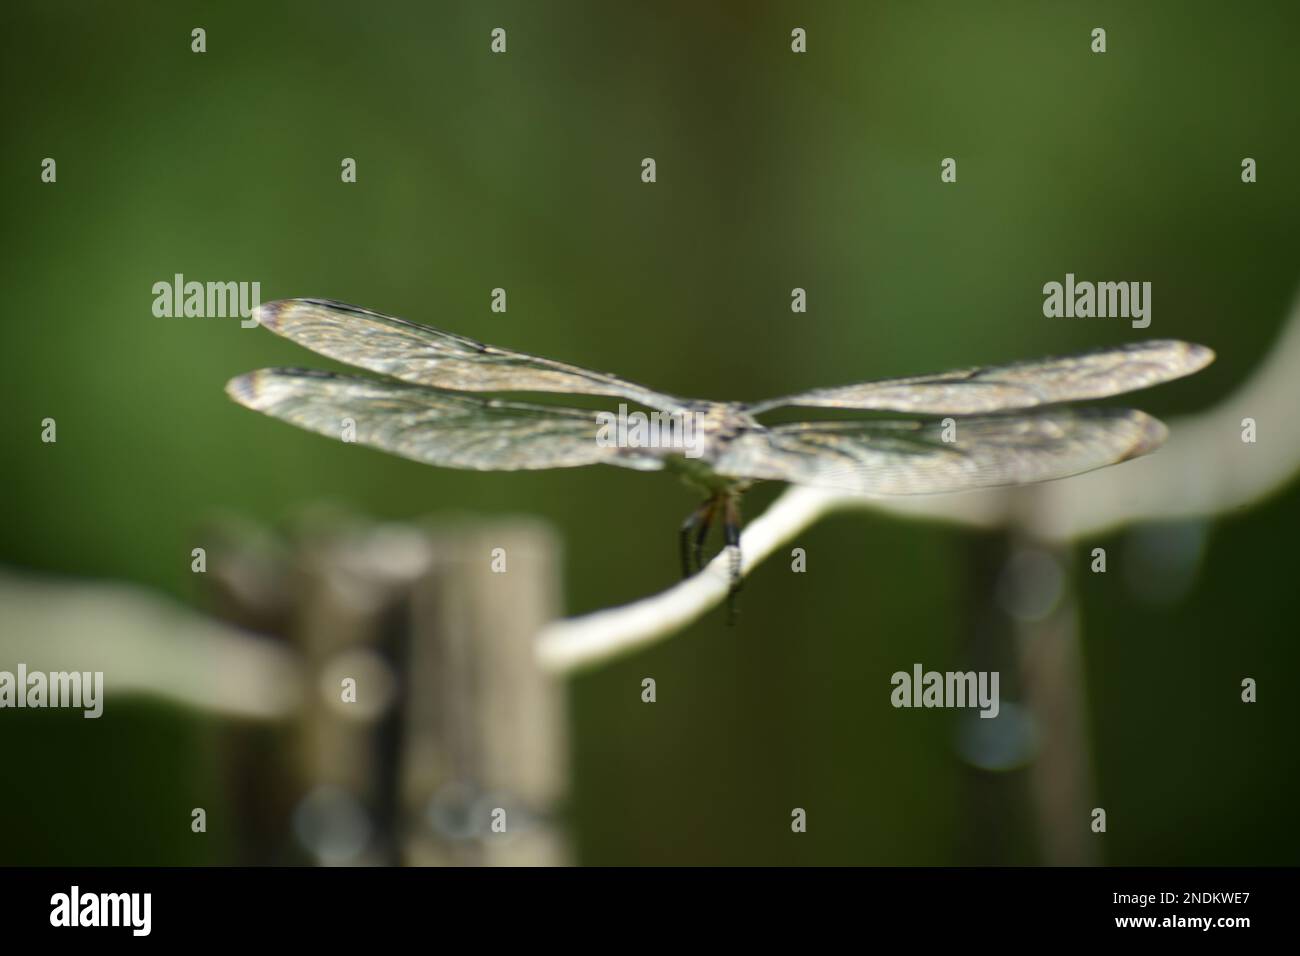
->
[[227, 298, 1214, 612]]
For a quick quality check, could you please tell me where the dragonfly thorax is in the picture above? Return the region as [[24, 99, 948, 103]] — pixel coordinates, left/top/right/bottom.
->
[[688, 401, 760, 440], [654, 402, 763, 494]]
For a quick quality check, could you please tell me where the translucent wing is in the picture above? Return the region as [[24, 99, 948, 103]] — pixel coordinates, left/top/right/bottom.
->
[[712, 408, 1166, 495], [747, 340, 1213, 415], [225, 368, 666, 473], [254, 298, 685, 411]]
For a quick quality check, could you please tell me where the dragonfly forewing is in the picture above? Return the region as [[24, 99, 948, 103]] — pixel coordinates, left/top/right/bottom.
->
[[746, 340, 1213, 415], [255, 298, 687, 412]]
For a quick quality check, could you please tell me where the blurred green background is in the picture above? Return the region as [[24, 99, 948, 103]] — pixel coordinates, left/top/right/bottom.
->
[[2, 0, 1298, 865]]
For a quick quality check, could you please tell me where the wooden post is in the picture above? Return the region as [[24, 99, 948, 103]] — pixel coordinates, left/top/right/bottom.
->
[[401, 520, 569, 866], [207, 515, 570, 866]]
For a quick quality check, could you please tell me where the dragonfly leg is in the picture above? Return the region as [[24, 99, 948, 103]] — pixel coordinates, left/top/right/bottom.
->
[[723, 495, 742, 623], [691, 497, 718, 576], [679, 497, 716, 578]]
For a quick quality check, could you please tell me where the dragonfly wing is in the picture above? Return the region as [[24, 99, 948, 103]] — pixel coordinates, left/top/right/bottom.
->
[[226, 368, 667, 473], [712, 408, 1167, 495], [254, 298, 685, 412], [747, 340, 1213, 414]]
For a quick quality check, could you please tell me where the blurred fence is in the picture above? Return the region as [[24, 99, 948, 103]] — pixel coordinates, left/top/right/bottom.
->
[[0, 516, 569, 866]]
